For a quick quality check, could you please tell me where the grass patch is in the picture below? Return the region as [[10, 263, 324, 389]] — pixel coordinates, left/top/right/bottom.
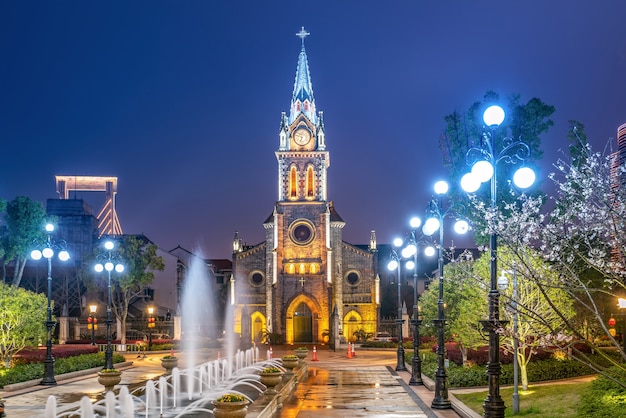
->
[[454, 381, 592, 417]]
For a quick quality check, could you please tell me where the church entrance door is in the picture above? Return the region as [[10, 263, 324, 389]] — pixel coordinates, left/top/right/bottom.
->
[[293, 303, 312, 343]]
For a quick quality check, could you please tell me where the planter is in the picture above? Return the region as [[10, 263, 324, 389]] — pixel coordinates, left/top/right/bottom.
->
[[281, 357, 299, 371], [212, 400, 249, 418], [161, 357, 178, 375], [97, 370, 122, 392], [295, 349, 308, 360], [259, 371, 283, 395]]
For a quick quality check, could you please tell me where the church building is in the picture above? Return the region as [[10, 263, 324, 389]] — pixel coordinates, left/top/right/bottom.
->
[[231, 28, 379, 345]]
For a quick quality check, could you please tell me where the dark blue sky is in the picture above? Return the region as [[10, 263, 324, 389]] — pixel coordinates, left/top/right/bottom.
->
[[1, 2, 625, 259]]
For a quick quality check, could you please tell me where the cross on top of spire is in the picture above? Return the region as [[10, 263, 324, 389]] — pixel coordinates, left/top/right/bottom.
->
[[296, 26, 310, 46]]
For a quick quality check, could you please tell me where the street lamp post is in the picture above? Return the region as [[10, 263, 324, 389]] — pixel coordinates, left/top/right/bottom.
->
[[407, 216, 424, 386], [148, 306, 155, 351], [388, 238, 407, 371], [461, 104, 535, 418], [89, 304, 97, 346], [498, 264, 519, 414], [422, 180, 469, 409], [94, 240, 125, 370], [618, 298, 626, 349], [30, 223, 70, 386]]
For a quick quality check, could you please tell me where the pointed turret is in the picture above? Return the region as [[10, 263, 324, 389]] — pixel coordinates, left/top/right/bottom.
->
[[289, 27, 317, 125]]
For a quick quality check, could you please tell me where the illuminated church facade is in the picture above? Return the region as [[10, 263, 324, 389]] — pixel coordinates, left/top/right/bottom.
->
[[231, 29, 379, 345]]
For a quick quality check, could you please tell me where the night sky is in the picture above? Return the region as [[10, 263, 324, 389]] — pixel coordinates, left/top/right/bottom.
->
[[1, 2, 625, 259]]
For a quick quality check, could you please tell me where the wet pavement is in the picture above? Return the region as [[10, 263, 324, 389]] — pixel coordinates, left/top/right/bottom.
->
[[0, 346, 472, 418]]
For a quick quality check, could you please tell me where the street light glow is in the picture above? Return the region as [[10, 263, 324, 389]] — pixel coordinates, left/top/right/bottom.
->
[[460, 172, 481, 193], [483, 105, 505, 127], [471, 160, 494, 183], [513, 166, 536, 189], [434, 180, 449, 195]]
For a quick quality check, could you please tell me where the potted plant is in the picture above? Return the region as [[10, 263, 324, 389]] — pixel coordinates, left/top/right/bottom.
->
[[161, 354, 178, 375], [294, 346, 308, 359], [97, 368, 122, 392], [259, 366, 283, 394], [212, 393, 249, 418], [281, 354, 299, 371]]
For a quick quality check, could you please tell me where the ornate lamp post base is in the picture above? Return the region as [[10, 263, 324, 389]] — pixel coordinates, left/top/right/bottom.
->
[[409, 318, 423, 385], [481, 319, 508, 418], [395, 319, 407, 371]]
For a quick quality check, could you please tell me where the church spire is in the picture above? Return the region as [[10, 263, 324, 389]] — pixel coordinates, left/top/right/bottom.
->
[[289, 27, 317, 125]]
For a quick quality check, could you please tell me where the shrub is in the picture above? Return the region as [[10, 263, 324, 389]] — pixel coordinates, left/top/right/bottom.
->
[[216, 393, 247, 402], [0, 352, 125, 388], [262, 367, 281, 373], [577, 368, 626, 418]]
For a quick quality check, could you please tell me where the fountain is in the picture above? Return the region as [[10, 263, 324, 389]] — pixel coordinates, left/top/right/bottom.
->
[[45, 254, 295, 417]]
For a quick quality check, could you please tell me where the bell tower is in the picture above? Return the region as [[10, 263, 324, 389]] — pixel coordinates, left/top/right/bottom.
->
[[277, 27, 329, 203]]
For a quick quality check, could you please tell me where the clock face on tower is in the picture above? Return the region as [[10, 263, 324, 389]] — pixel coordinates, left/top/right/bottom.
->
[[293, 128, 311, 146]]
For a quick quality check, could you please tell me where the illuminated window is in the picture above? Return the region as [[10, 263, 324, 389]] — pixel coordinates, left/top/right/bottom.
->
[[299, 263, 306, 274], [310, 264, 319, 274], [306, 166, 315, 198], [286, 264, 295, 274], [289, 166, 298, 199], [304, 101, 309, 111]]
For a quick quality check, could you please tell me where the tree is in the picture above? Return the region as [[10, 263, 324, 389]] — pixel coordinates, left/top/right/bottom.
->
[[0, 196, 47, 287], [85, 235, 165, 345], [419, 249, 487, 366], [473, 246, 575, 390], [0, 282, 47, 367], [477, 131, 626, 387]]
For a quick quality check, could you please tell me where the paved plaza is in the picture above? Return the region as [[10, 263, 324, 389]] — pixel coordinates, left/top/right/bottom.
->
[[0, 346, 477, 417]]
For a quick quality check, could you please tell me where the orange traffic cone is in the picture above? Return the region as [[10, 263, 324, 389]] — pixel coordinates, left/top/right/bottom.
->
[[269, 347, 273, 359], [347, 343, 352, 359], [312, 345, 319, 361], [351, 342, 356, 357]]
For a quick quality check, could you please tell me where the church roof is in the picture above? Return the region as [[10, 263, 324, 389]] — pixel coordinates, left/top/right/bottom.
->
[[329, 202, 344, 223]]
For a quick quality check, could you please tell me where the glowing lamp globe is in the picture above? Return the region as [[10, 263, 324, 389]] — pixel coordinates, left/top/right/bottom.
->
[[434, 180, 449, 195], [402, 244, 417, 258], [410, 217, 421, 229], [422, 217, 440, 236], [461, 173, 480, 193], [513, 166, 536, 189], [483, 105, 505, 127], [454, 219, 469, 235], [471, 160, 494, 183]]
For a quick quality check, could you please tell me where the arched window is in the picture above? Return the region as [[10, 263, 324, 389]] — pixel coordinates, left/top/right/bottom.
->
[[289, 166, 298, 199], [306, 166, 315, 198]]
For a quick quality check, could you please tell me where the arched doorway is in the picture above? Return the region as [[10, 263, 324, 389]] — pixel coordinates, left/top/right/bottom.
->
[[251, 311, 266, 344], [293, 303, 313, 343], [343, 311, 362, 343]]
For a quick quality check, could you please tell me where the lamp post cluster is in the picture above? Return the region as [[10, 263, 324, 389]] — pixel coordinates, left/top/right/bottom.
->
[[422, 180, 469, 409], [30, 223, 70, 386], [388, 220, 436, 379], [388, 239, 408, 372], [94, 240, 125, 370], [461, 104, 535, 418]]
